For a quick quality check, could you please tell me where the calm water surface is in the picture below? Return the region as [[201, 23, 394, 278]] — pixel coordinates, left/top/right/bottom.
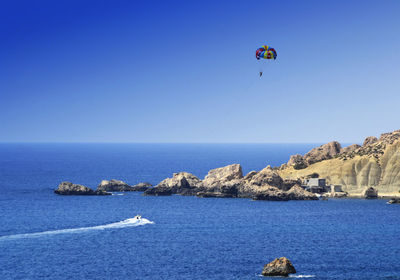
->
[[0, 144, 399, 280]]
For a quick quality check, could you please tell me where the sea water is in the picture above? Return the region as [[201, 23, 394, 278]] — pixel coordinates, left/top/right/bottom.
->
[[0, 143, 399, 280]]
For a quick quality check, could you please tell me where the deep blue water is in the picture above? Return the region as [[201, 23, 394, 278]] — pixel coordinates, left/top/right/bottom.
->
[[0, 143, 399, 280]]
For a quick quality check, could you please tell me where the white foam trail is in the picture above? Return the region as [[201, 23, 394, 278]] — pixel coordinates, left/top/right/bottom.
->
[[0, 218, 154, 241], [289, 275, 315, 278]]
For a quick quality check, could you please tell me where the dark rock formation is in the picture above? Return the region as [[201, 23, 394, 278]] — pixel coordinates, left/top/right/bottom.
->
[[388, 198, 400, 204], [363, 187, 378, 199], [262, 257, 296, 277], [55, 182, 111, 195], [143, 186, 173, 196], [97, 179, 133, 192], [196, 192, 235, 198], [131, 182, 152, 191]]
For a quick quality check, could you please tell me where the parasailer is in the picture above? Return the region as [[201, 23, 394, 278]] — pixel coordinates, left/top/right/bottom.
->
[[256, 45, 277, 77]]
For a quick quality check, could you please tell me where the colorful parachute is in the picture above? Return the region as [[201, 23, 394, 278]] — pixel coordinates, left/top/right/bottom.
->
[[256, 45, 277, 60]]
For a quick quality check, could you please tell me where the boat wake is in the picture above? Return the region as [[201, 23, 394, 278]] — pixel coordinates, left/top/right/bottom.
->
[[0, 218, 154, 241]]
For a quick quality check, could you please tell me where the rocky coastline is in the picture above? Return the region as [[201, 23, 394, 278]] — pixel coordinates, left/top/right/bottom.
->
[[143, 164, 318, 201], [55, 129, 400, 201]]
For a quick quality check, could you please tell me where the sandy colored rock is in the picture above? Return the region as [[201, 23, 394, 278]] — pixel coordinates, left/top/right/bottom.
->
[[279, 129, 400, 195], [97, 179, 132, 192]]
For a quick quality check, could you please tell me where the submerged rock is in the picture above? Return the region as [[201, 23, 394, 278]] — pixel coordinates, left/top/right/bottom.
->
[[55, 182, 111, 195], [262, 257, 296, 277]]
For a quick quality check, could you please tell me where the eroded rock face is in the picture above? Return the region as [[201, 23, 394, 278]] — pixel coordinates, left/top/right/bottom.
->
[[262, 257, 296, 277], [364, 187, 378, 199], [279, 129, 400, 195], [55, 182, 111, 195], [97, 179, 132, 192]]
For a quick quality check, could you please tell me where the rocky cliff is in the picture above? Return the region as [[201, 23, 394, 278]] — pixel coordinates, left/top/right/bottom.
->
[[279, 129, 400, 195]]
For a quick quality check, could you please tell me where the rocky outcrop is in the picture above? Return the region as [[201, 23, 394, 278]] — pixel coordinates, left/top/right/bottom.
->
[[131, 182, 152, 191], [287, 154, 307, 170], [97, 179, 133, 192], [286, 185, 318, 200], [286, 141, 341, 169], [303, 141, 341, 165], [145, 164, 318, 201], [144, 172, 202, 196], [203, 164, 243, 185], [55, 182, 111, 195], [262, 257, 296, 277], [363, 136, 378, 146], [279, 129, 400, 195], [245, 166, 283, 188], [363, 187, 378, 199]]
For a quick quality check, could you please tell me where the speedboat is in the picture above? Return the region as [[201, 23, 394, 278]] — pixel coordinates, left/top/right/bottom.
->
[[133, 214, 142, 220]]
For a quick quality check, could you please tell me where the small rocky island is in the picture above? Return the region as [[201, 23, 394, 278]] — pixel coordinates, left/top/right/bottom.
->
[[262, 257, 296, 277]]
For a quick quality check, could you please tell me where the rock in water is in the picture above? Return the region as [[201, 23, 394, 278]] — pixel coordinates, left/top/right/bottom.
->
[[55, 182, 111, 195], [131, 182, 152, 191], [363, 187, 378, 199], [388, 198, 400, 204], [97, 179, 132, 192], [262, 257, 296, 277]]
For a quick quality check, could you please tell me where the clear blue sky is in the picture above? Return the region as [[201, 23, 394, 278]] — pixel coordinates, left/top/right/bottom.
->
[[1, 0, 399, 143]]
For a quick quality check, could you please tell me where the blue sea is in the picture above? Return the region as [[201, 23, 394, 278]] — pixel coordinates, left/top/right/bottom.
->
[[0, 143, 399, 280]]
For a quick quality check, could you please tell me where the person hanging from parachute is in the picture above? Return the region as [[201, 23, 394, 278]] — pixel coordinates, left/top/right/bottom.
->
[[256, 45, 277, 77]]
